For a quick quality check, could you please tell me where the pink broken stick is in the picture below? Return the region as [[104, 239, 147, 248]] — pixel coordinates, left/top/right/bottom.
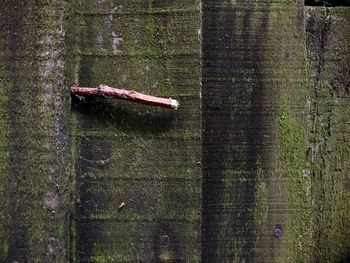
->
[[71, 84, 179, 110]]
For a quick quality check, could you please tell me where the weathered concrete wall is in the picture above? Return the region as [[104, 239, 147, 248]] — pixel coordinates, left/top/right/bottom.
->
[[306, 7, 350, 263], [0, 1, 71, 262], [69, 0, 201, 262], [202, 0, 311, 262]]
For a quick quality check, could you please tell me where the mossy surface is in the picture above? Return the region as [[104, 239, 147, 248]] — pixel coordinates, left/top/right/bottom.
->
[[1, 1, 349, 262], [202, 0, 312, 262], [263, 2, 313, 263], [0, 1, 72, 261], [70, 0, 201, 262], [276, 105, 312, 263], [306, 7, 350, 262]]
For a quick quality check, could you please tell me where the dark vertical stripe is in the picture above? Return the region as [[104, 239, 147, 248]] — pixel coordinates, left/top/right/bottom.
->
[[202, 1, 270, 262]]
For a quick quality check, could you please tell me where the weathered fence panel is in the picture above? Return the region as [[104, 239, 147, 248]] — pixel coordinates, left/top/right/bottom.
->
[[0, 1, 350, 262], [306, 7, 350, 262], [202, 1, 311, 262], [69, 0, 201, 262], [0, 1, 71, 261]]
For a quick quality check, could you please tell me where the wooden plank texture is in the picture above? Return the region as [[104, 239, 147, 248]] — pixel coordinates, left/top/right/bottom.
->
[[202, 1, 311, 262], [69, 0, 201, 262], [0, 1, 350, 262], [306, 7, 350, 262], [0, 1, 71, 262]]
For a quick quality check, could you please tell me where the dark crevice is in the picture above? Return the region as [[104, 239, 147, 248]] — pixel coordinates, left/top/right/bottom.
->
[[305, 0, 350, 6]]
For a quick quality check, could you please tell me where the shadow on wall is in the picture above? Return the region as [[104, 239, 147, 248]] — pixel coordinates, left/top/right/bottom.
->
[[71, 94, 176, 135]]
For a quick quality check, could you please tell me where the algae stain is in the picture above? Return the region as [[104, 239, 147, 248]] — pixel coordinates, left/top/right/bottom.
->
[[278, 106, 304, 169], [277, 104, 312, 262], [91, 243, 108, 263], [0, 242, 9, 261], [158, 250, 172, 262]]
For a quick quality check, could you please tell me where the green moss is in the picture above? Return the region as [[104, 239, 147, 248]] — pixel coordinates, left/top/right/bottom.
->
[[0, 241, 9, 262], [91, 243, 108, 263], [254, 1, 313, 262], [71, 0, 201, 261], [158, 250, 173, 262], [278, 108, 304, 168], [306, 7, 350, 261], [277, 104, 312, 263], [309, 95, 350, 259], [0, 0, 73, 261]]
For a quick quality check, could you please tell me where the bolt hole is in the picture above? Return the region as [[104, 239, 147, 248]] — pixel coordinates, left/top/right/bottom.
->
[[160, 234, 170, 247], [274, 228, 283, 238]]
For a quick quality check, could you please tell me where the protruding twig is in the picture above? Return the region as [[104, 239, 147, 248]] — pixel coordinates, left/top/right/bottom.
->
[[118, 201, 127, 210], [118, 196, 136, 211], [71, 84, 179, 110]]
